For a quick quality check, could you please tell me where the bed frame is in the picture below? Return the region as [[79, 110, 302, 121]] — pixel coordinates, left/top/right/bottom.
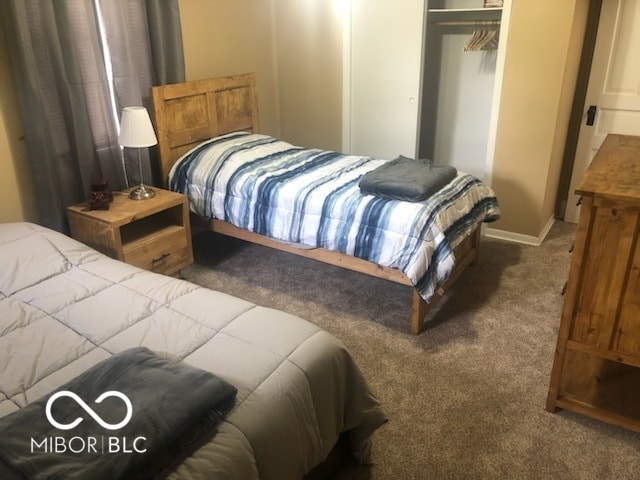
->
[[150, 72, 480, 335]]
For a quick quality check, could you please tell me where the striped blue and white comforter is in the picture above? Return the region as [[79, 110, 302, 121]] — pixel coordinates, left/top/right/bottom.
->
[[169, 132, 500, 303]]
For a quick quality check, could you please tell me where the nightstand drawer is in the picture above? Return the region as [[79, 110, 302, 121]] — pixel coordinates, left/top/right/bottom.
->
[[123, 228, 190, 274]]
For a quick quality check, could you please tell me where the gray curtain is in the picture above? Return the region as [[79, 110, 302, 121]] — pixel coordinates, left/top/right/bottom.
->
[[0, 0, 185, 232]]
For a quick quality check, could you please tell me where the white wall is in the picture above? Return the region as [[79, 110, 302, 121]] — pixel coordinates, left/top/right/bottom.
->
[[432, 35, 498, 180]]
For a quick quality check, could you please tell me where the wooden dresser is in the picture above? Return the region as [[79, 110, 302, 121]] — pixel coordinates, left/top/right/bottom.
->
[[546, 134, 640, 431]]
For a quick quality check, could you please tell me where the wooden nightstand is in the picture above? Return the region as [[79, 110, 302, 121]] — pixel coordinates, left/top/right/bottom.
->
[[67, 187, 193, 276]]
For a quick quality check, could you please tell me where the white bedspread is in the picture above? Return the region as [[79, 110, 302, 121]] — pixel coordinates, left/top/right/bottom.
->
[[0, 222, 387, 479]]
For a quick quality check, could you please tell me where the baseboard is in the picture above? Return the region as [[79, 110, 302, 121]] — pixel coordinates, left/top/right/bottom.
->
[[483, 216, 556, 246]]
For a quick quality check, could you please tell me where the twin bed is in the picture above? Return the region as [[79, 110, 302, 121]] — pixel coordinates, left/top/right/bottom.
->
[[150, 73, 500, 335]]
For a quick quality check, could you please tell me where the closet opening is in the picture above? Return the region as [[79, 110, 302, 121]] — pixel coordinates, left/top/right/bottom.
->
[[418, 0, 503, 181]]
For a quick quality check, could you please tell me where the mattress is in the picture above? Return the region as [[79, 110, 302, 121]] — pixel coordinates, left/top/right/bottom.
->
[[169, 132, 500, 303], [0, 222, 387, 479]]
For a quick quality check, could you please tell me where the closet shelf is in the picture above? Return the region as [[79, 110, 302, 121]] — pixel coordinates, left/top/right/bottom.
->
[[428, 8, 502, 24]]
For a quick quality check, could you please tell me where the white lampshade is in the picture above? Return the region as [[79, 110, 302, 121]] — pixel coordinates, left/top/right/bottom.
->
[[118, 106, 158, 148]]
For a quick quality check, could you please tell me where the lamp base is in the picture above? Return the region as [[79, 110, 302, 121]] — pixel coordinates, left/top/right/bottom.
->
[[129, 184, 155, 200]]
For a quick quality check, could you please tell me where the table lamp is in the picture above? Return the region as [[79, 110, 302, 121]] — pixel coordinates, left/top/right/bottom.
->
[[118, 106, 158, 200]]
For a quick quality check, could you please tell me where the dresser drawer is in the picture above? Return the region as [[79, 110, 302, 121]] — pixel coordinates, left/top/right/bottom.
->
[[124, 228, 190, 274]]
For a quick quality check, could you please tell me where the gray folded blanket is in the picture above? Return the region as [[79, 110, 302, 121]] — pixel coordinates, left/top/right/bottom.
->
[[359, 155, 457, 202], [0, 347, 237, 480]]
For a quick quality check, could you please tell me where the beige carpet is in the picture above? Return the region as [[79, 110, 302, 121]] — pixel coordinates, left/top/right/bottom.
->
[[182, 221, 640, 480]]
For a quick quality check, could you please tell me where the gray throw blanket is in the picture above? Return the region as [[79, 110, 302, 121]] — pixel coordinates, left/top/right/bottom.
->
[[0, 347, 237, 480], [359, 155, 457, 202]]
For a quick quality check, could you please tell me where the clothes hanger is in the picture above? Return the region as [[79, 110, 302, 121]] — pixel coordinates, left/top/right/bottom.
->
[[464, 21, 499, 51]]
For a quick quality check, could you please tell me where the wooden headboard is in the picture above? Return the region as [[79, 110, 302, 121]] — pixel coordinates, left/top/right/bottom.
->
[[150, 73, 259, 186]]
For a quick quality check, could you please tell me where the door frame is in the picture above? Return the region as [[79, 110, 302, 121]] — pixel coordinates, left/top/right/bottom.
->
[[555, 0, 603, 220]]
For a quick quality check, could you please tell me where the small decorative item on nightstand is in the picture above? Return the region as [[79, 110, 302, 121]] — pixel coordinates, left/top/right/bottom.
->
[[118, 106, 158, 200], [87, 179, 113, 210]]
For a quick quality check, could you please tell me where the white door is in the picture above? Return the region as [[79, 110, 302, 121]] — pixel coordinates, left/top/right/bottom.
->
[[565, 0, 640, 223], [345, 0, 424, 160]]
